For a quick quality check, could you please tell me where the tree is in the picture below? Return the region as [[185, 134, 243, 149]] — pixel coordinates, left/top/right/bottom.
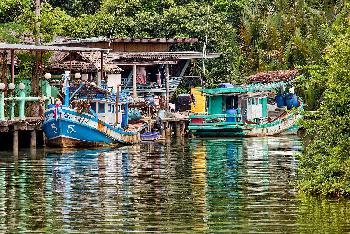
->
[[297, 13, 350, 197]]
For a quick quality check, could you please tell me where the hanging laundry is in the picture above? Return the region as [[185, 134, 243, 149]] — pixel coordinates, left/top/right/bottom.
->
[[136, 66, 147, 84], [156, 71, 162, 87]]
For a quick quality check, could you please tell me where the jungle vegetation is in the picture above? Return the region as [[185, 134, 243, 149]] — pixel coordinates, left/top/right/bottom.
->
[[0, 0, 349, 197]]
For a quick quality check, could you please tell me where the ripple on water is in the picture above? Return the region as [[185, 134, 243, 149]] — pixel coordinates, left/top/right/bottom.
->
[[0, 136, 349, 233]]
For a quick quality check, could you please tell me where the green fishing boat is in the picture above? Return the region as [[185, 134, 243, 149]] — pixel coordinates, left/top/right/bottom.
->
[[188, 70, 303, 137]]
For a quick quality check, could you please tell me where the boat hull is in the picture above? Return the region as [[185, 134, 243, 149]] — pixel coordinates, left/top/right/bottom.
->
[[189, 112, 301, 137], [42, 107, 141, 148], [46, 136, 112, 148]]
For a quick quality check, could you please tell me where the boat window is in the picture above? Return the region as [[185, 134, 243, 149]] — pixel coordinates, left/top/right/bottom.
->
[[248, 98, 252, 105], [108, 104, 112, 112], [90, 102, 96, 112], [226, 96, 235, 110], [112, 105, 115, 113], [98, 103, 105, 113]]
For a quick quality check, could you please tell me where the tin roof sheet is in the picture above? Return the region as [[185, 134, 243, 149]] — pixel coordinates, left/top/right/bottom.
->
[[0, 43, 109, 52], [51, 37, 199, 45]]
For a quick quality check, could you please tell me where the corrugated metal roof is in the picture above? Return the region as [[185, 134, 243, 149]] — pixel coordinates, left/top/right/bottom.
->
[[108, 51, 221, 60], [0, 43, 109, 52], [51, 37, 199, 45]]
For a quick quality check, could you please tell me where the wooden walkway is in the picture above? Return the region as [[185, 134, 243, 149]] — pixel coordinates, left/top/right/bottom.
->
[[0, 118, 43, 154], [142, 116, 189, 138]]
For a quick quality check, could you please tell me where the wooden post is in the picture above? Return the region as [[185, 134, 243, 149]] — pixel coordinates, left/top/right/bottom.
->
[[0, 91, 4, 121], [10, 49, 14, 83], [100, 51, 104, 84], [43, 131, 46, 147], [181, 122, 186, 136], [160, 121, 165, 138], [165, 121, 171, 137], [163, 122, 167, 137], [30, 130, 36, 149], [13, 130, 18, 155], [165, 64, 170, 109], [132, 64, 137, 99], [115, 85, 119, 125], [9, 90, 15, 120], [175, 122, 181, 137]]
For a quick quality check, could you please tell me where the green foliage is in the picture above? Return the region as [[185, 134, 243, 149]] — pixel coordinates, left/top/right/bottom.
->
[[239, 0, 332, 76], [40, 3, 73, 42], [0, 22, 27, 43], [297, 14, 350, 197], [0, 0, 32, 23], [46, 0, 102, 16]]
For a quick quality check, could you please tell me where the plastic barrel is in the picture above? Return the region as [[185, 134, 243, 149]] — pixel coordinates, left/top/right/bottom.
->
[[226, 108, 237, 122], [275, 94, 285, 108], [121, 113, 128, 128], [48, 104, 56, 109], [285, 93, 299, 110]]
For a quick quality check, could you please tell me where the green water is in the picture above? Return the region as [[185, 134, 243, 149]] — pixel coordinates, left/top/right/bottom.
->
[[0, 136, 349, 233]]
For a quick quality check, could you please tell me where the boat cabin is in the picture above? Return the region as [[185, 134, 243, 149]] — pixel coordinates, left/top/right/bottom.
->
[[189, 80, 294, 126], [207, 93, 268, 123], [68, 80, 129, 128], [89, 99, 124, 126]]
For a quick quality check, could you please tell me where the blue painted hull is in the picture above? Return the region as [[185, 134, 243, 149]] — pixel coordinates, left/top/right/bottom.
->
[[42, 107, 141, 147]]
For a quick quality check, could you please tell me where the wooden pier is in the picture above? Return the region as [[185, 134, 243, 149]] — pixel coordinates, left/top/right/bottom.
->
[[0, 80, 49, 153], [143, 116, 189, 138], [0, 118, 44, 154]]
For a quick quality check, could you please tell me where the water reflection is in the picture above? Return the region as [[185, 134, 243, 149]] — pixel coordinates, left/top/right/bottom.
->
[[0, 137, 349, 232]]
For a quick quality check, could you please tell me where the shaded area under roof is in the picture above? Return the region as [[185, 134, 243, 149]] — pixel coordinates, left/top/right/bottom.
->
[[0, 43, 109, 52]]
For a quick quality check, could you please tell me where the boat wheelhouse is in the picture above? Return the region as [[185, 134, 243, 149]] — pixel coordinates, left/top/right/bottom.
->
[[188, 70, 303, 137]]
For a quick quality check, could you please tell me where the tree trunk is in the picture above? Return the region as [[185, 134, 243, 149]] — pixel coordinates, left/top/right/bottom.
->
[[0, 52, 8, 96], [29, 51, 42, 117]]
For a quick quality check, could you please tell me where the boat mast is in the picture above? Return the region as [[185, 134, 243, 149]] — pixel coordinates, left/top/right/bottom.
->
[[201, 4, 209, 86], [63, 71, 70, 106]]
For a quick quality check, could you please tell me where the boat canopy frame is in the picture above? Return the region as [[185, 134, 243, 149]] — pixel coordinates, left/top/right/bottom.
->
[[200, 81, 289, 96]]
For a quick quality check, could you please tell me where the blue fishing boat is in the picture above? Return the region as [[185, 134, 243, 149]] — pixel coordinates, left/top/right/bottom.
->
[[42, 72, 143, 147], [188, 70, 303, 137]]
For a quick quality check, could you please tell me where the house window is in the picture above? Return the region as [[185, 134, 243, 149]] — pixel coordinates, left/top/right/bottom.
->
[[98, 103, 105, 113], [108, 104, 112, 112]]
